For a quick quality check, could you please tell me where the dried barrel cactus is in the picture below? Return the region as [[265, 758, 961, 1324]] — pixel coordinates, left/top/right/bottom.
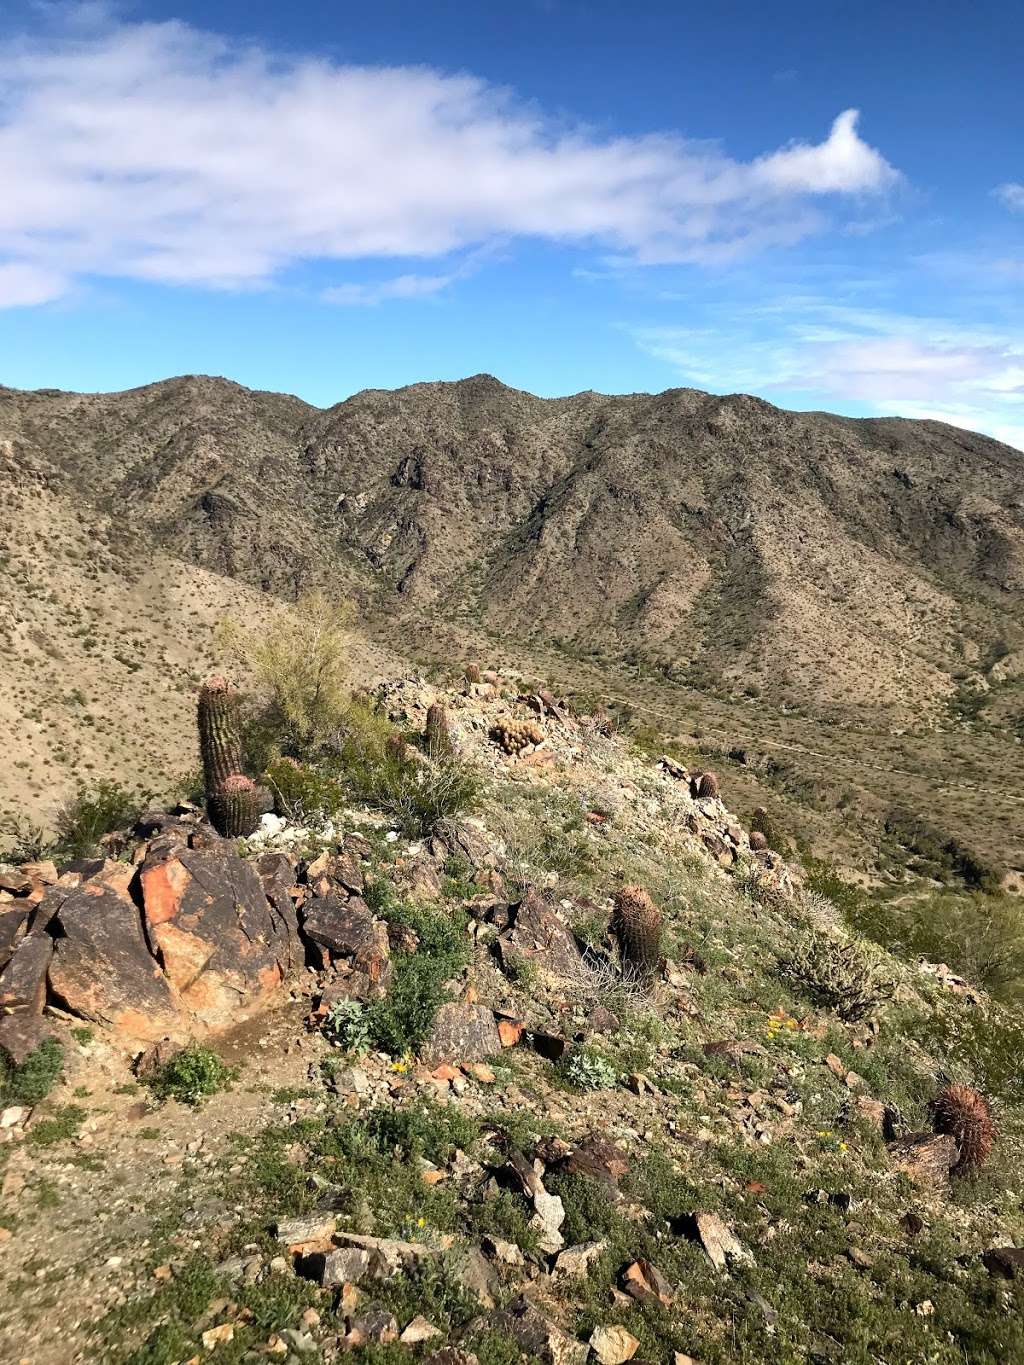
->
[[464, 663, 482, 684], [931, 1084, 995, 1174], [491, 718, 544, 754], [612, 884, 663, 983], [207, 774, 262, 838], [749, 830, 768, 851]]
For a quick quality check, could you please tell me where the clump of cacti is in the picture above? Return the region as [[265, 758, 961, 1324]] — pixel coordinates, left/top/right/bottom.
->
[[491, 718, 544, 754], [931, 1084, 995, 1174], [425, 702, 453, 756], [612, 885, 663, 984], [198, 676, 244, 795], [696, 771, 720, 799], [197, 676, 262, 837], [207, 774, 262, 838]]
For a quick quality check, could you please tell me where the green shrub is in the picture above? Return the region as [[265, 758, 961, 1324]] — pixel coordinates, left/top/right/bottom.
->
[[359, 890, 470, 1055], [561, 1045, 618, 1090], [263, 757, 346, 825], [322, 999, 371, 1054], [338, 702, 479, 836], [776, 930, 896, 1021], [0, 811, 49, 861], [0, 1038, 64, 1106], [142, 1045, 237, 1107], [53, 779, 144, 859]]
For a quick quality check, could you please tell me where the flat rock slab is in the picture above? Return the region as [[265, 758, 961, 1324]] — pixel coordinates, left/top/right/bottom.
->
[[420, 1001, 502, 1067], [0, 931, 53, 1013], [0, 1013, 58, 1067], [302, 893, 391, 983], [0, 905, 30, 971], [49, 884, 181, 1040], [139, 845, 298, 1030]]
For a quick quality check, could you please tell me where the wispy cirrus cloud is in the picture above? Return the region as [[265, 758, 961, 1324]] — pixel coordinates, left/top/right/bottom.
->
[[0, 9, 900, 307], [631, 299, 1024, 451], [995, 182, 1024, 213]]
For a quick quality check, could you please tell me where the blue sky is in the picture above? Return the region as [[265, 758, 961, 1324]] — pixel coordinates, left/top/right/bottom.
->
[[1, 1, 1023, 447]]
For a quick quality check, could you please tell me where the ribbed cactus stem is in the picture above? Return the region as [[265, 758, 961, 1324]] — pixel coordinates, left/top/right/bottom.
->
[[931, 1084, 995, 1174], [613, 885, 663, 984], [207, 774, 261, 838], [198, 676, 244, 794], [425, 702, 453, 756]]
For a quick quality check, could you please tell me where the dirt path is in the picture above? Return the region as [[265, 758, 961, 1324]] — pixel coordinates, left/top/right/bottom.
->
[[0, 1001, 326, 1365]]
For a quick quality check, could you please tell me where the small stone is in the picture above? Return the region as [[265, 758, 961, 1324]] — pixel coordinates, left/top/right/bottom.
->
[[275, 1214, 338, 1248], [483, 1235, 525, 1266], [589, 1325, 640, 1365], [982, 1246, 1024, 1280], [847, 1247, 874, 1269], [201, 1323, 234, 1349], [825, 1053, 845, 1078], [400, 1315, 441, 1344], [351, 1306, 399, 1344], [621, 1259, 674, 1307], [554, 1241, 607, 1278]]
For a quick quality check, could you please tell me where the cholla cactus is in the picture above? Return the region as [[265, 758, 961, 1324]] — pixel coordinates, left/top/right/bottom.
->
[[776, 930, 895, 1021], [931, 1084, 995, 1174], [697, 771, 720, 799], [207, 774, 261, 838], [612, 885, 663, 983], [491, 718, 544, 754], [425, 702, 453, 756], [198, 676, 244, 794]]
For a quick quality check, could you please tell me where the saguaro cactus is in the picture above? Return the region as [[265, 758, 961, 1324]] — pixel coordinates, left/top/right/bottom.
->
[[612, 885, 663, 984]]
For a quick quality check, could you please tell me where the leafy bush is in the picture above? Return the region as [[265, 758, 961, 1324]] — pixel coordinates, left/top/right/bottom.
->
[[883, 806, 1003, 891], [853, 889, 1024, 1004], [561, 1045, 618, 1090], [359, 891, 470, 1055], [218, 591, 352, 761], [338, 700, 480, 837], [142, 1044, 237, 1107], [363, 1100, 479, 1165], [776, 930, 896, 1021], [263, 757, 346, 825], [0, 811, 49, 861], [0, 1038, 64, 1106], [53, 779, 144, 858], [322, 999, 371, 1054]]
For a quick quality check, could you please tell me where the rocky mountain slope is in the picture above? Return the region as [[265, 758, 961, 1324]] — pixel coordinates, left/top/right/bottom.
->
[[3, 374, 1024, 881], [2, 669, 1023, 1364]]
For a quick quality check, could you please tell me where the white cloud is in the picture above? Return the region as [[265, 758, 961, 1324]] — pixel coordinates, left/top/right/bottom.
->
[[0, 261, 67, 307], [995, 182, 1024, 213], [0, 11, 899, 305], [323, 272, 457, 306], [631, 300, 1024, 451]]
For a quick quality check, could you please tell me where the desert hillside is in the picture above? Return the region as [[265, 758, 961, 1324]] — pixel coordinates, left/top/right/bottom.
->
[[3, 375, 1024, 886]]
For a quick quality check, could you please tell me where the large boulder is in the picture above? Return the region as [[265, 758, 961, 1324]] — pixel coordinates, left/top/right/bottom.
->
[[49, 883, 181, 1040], [496, 887, 582, 981], [0, 931, 53, 1013], [138, 844, 300, 1031], [420, 1002, 502, 1067]]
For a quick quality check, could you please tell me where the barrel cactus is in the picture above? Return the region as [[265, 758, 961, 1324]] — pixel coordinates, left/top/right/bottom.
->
[[697, 771, 720, 799], [425, 702, 453, 756], [198, 676, 245, 795], [931, 1084, 995, 1174], [465, 663, 482, 684], [207, 774, 262, 838], [612, 885, 663, 984]]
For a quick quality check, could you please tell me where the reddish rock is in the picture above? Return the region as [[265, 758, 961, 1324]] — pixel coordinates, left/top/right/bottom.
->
[[49, 883, 181, 1040], [0, 1013, 57, 1066], [302, 894, 391, 985], [0, 932, 53, 1013], [420, 1002, 502, 1067], [138, 845, 298, 1029], [0, 905, 29, 970]]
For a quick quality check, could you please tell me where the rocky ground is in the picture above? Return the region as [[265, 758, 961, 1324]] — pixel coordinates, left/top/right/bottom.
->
[[2, 672, 1024, 1364]]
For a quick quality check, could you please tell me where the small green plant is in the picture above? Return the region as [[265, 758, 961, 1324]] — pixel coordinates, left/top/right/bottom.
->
[[263, 757, 346, 825], [0, 1038, 64, 1106], [142, 1045, 237, 1107], [27, 1104, 85, 1146], [562, 1045, 618, 1090], [53, 779, 143, 858], [0, 810, 49, 860], [776, 929, 896, 1021], [322, 999, 371, 1054]]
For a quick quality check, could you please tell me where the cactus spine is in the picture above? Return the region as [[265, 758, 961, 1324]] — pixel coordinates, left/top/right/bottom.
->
[[207, 774, 261, 839], [931, 1084, 995, 1173], [612, 885, 663, 984]]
